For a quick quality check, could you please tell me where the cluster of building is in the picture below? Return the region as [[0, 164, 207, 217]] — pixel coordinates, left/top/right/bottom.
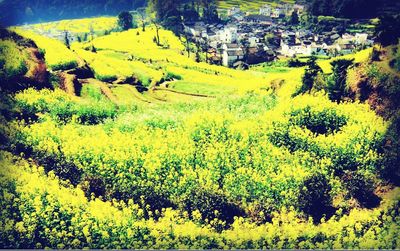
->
[[183, 3, 373, 67]]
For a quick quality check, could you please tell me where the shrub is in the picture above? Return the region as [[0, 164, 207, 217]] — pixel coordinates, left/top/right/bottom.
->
[[81, 174, 106, 198], [298, 173, 334, 221], [289, 106, 348, 135], [164, 71, 182, 81], [0, 40, 29, 84], [326, 59, 354, 102], [379, 112, 400, 184], [342, 171, 381, 208], [180, 188, 244, 225]]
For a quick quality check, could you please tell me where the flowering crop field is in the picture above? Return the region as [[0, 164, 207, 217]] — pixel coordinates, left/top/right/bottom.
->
[[26, 17, 118, 34], [0, 18, 399, 249]]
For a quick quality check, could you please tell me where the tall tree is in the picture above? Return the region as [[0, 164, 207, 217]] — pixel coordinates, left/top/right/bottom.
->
[[202, 0, 219, 23], [290, 10, 299, 25], [327, 59, 353, 102], [182, 2, 200, 23], [297, 56, 322, 94], [64, 30, 70, 49], [118, 11, 134, 31], [147, 0, 183, 34], [136, 7, 147, 32], [375, 14, 400, 47]]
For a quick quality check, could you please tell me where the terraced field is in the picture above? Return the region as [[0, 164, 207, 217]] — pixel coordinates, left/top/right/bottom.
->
[[21, 17, 118, 36], [218, 0, 295, 13]]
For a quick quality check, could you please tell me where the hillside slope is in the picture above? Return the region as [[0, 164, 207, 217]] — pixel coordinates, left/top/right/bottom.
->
[[0, 29, 49, 92]]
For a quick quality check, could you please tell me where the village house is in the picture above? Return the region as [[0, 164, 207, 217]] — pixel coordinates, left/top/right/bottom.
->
[[227, 6, 241, 16], [207, 47, 222, 65], [280, 40, 313, 57], [244, 14, 273, 25], [183, 22, 207, 37], [259, 5, 272, 16], [231, 12, 245, 22], [248, 36, 259, 47], [218, 26, 238, 43], [281, 3, 293, 15], [221, 43, 244, 66]]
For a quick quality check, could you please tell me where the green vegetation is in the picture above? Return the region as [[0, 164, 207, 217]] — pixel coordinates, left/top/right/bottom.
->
[[326, 59, 354, 102], [0, 40, 28, 80]]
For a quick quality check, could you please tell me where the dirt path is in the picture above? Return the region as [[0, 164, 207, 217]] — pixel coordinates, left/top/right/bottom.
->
[[153, 87, 216, 98], [122, 84, 154, 104], [79, 78, 119, 103]]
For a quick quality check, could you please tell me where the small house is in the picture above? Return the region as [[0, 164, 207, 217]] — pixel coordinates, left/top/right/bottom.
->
[[221, 43, 244, 67], [259, 5, 272, 16]]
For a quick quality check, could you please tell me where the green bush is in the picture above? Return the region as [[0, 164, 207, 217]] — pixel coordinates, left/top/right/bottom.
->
[[164, 71, 183, 81], [0, 40, 29, 80], [51, 61, 78, 71], [298, 173, 334, 221], [180, 188, 244, 225], [342, 171, 380, 208], [289, 106, 348, 135]]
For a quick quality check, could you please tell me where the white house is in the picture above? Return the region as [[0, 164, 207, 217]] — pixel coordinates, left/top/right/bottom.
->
[[222, 43, 244, 66], [339, 33, 369, 47], [218, 26, 238, 43], [355, 33, 368, 44], [259, 5, 271, 16], [280, 40, 313, 57], [249, 36, 259, 47], [227, 6, 241, 16], [208, 31, 220, 42], [184, 22, 207, 37]]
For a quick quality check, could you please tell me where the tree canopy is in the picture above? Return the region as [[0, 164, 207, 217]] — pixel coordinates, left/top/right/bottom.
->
[[308, 0, 396, 19], [375, 14, 400, 47], [118, 11, 134, 31]]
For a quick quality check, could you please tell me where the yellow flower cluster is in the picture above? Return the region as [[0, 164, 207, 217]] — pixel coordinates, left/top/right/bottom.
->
[[0, 151, 399, 249], [12, 28, 78, 71]]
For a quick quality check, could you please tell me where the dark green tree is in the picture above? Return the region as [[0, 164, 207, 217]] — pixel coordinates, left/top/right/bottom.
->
[[147, 0, 183, 34], [118, 11, 134, 31], [290, 10, 299, 25], [296, 56, 322, 95], [298, 173, 333, 222], [202, 0, 219, 23], [327, 59, 353, 102], [309, 0, 377, 18], [64, 31, 70, 49], [375, 14, 400, 47], [182, 2, 200, 22]]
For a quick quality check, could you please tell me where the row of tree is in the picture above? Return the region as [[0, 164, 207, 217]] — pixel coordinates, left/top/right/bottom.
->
[[147, 0, 220, 34]]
